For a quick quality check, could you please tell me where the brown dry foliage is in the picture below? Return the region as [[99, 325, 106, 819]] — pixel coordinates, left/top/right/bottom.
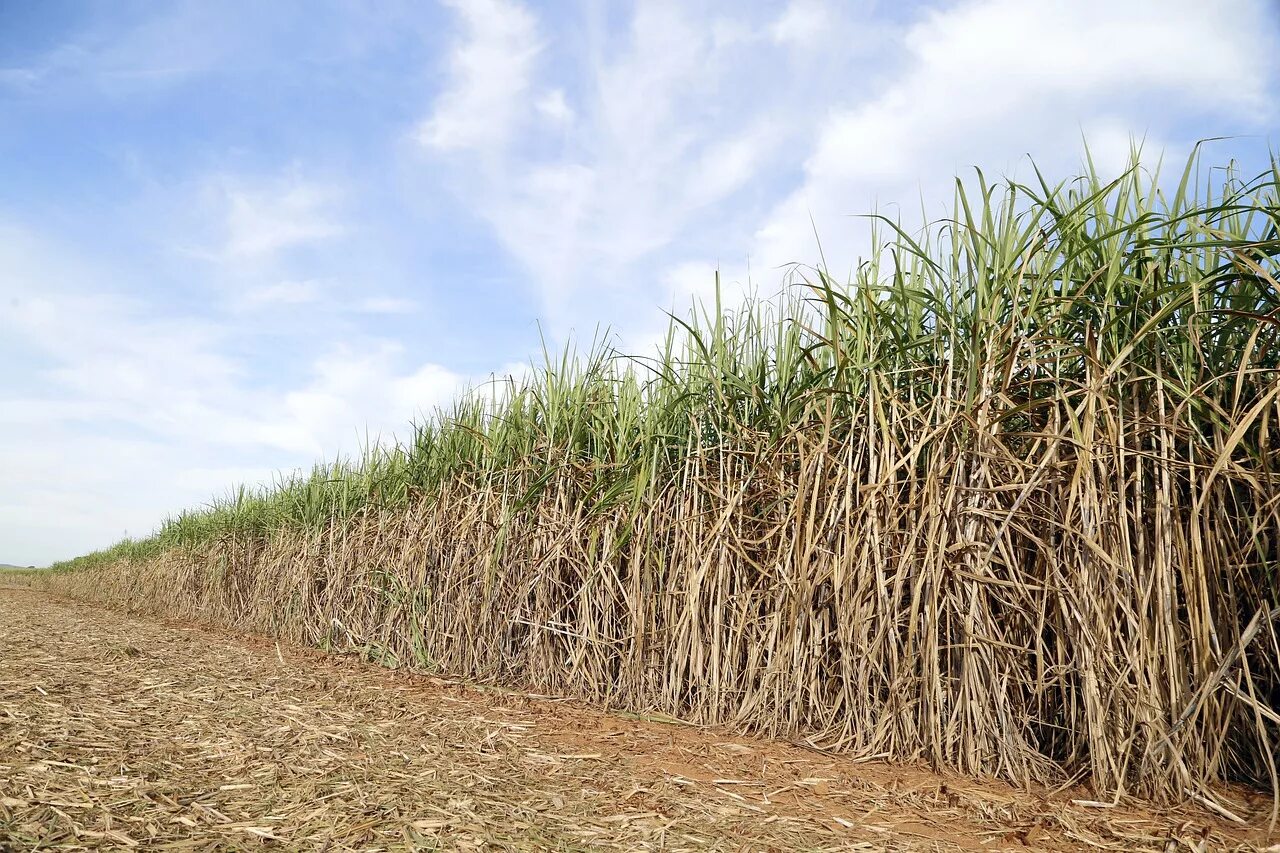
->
[[18, 416, 1280, 820]]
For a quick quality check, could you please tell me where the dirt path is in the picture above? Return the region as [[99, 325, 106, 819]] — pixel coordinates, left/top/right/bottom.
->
[[0, 588, 1271, 851]]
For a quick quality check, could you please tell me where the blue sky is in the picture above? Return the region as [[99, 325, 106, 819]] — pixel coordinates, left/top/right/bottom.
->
[[2, 0, 1278, 565]]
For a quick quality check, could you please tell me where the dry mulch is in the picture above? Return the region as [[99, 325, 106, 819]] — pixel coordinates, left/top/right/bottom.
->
[[0, 588, 1274, 852]]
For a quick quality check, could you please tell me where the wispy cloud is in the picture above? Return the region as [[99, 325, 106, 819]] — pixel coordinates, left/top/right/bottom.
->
[[534, 88, 573, 124], [239, 279, 324, 308], [234, 282, 417, 316], [415, 0, 543, 153], [355, 296, 418, 314], [215, 175, 345, 260], [414, 0, 852, 332], [769, 0, 832, 44], [1, 4, 254, 94]]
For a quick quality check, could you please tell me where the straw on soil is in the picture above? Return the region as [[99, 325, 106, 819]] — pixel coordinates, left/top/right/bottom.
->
[[3, 588, 1274, 851]]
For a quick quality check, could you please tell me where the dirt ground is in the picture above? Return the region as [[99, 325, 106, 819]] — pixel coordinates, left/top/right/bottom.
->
[[0, 588, 1274, 851]]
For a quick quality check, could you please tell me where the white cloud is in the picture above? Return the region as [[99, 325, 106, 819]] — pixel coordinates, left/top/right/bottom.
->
[[7, 282, 451, 460], [0, 433, 194, 560], [280, 344, 467, 455], [535, 88, 573, 124], [393, 362, 470, 420], [0, 67, 43, 89], [218, 176, 344, 259], [355, 296, 418, 314], [173, 466, 282, 494], [234, 284, 417, 316], [0, 7, 226, 95], [689, 130, 776, 208], [240, 279, 324, 307], [770, 0, 831, 44], [415, 0, 542, 152]]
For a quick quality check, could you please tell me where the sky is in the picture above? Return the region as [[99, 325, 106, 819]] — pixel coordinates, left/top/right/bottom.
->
[[2, 0, 1278, 566]]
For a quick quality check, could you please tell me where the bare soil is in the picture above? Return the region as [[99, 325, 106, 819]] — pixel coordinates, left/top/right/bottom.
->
[[0, 588, 1273, 851]]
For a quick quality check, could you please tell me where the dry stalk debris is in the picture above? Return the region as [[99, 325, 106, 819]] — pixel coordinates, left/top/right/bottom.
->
[[1, 589, 1273, 851]]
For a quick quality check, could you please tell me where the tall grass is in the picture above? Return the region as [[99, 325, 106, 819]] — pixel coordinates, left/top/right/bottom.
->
[[22, 148, 1280, 810]]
